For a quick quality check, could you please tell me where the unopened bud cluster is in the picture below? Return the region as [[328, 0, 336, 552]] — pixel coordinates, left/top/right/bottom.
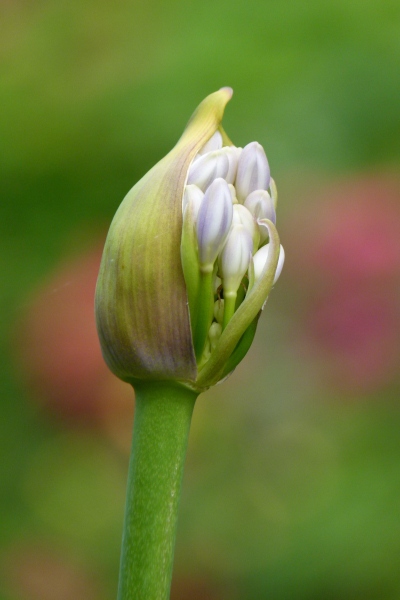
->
[[96, 88, 283, 391], [181, 131, 284, 365]]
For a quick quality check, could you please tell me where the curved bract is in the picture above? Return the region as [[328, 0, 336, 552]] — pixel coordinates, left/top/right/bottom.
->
[[95, 88, 233, 385]]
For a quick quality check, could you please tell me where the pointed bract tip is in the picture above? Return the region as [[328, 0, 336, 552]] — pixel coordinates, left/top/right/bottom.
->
[[220, 86, 233, 98]]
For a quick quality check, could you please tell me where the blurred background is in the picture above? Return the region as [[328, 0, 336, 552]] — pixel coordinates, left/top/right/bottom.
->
[[1, 0, 400, 598]]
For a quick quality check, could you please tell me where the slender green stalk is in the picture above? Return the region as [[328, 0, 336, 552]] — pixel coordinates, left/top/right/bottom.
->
[[118, 382, 198, 600], [222, 292, 236, 330], [193, 269, 214, 359]]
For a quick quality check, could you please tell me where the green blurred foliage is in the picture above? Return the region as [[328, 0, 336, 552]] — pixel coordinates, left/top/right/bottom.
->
[[1, 0, 400, 598]]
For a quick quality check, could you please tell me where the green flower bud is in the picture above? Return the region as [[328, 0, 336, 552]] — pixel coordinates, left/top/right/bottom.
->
[[95, 88, 282, 392]]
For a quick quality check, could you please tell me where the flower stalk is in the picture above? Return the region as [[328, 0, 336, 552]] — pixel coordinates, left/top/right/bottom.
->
[[117, 383, 197, 600]]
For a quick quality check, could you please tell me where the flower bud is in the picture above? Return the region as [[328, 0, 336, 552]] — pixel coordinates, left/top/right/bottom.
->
[[182, 184, 204, 218], [213, 299, 224, 324], [196, 178, 233, 271], [253, 243, 285, 284], [198, 130, 223, 155], [235, 142, 270, 202], [224, 146, 241, 184], [95, 88, 283, 393], [244, 189, 276, 243], [244, 189, 276, 223], [187, 148, 237, 192], [208, 321, 222, 350], [219, 225, 253, 295], [232, 204, 259, 252]]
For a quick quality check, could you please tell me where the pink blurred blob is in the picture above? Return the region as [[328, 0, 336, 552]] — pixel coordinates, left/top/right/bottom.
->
[[15, 241, 134, 450], [286, 175, 400, 393]]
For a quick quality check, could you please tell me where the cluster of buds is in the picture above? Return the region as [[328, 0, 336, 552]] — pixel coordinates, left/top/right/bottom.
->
[[95, 88, 284, 392], [181, 133, 284, 369]]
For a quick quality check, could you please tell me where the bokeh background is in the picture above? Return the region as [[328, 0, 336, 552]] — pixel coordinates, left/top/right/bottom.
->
[[1, 1, 400, 598]]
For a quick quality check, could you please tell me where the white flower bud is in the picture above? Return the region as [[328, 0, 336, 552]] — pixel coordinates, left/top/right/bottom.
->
[[208, 321, 222, 350], [228, 184, 238, 204], [224, 146, 242, 184], [244, 189, 276, 243], [235, 142, 270, 202], [269, 177, 278, 209], [253, 243, 285, 284], [232, 204, 259, 252], [213, 299, 224, 324], [182, 184, 204, 220], [198, 131, 223, 155], [196, 178, 233, 271], [219, 224, 253, 295], [187, 149, 229, 191], [244, 189, 276, 223]]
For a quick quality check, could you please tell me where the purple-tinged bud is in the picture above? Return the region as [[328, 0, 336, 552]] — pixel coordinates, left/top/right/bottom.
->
[[187, 149, 230, 191], [219, 224, 253, 295], [182, 184, 204, 219], [196, 178, 233, 271], [198, 130, 223, 155], [235, 142, 270, 202], [253, 243, 285, 284], [244, 189, 276, 223]]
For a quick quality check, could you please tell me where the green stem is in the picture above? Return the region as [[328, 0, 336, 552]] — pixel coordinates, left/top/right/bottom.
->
[[222, 292, 236, 330], [193, 269, 214, 360], [118, 382, 198, 600]]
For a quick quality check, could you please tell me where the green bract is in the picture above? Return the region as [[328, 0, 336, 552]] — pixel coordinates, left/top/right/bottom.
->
[[95, 88, 282, 393]]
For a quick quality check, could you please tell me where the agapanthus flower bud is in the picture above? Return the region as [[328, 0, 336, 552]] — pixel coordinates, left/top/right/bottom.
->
[[196, 178, 233, 271], [244, 189, 276, 243], [253, 243, 285, 284], [182, 184, 204, 217], [208, 321, 222, 350], [235, 142, 270, 202], [219, 225, 253, 294], [224, 146, 242, 184], [188, 145, 241, 191], [244, 189, 276, 224], [198, 130, 223, 155], [232, 204, 259, 252], [95, 88, 283, 392]]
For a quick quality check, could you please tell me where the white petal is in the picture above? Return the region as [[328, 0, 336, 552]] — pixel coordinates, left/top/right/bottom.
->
[[253, 243, 285, 284], [244, 189, 276, 223], [224, 146, 241, 184], [235, 142, 270, 202], [219, 224, 253, 294], [196, 178, 233, 269], [233, 204, 259, 251], [187, 149, 229, 191], [182, 184, 204, 220], [198, 131, 223, 155]]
